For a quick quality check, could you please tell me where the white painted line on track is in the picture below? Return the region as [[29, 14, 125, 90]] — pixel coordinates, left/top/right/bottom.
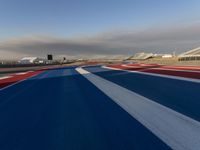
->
[[14, 72, 28, 75], [0, 76, 12, 80], [122, 64, 158, 67], [121, 65, 143, 68], [146, 67, 200, 73], [163, 66, 200, 69], [76, 67, 200, 150], [103, 66, 200, 83], [122, 64, 200, 73]]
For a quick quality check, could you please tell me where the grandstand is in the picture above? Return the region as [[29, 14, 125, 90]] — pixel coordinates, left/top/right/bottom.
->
[[127, 52, 154, 60], [178, 47, 200, 61]]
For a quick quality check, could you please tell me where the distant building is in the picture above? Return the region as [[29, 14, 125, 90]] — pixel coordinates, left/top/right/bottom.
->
[[18, 57, 47, 64], [178, 47, 200, 61]]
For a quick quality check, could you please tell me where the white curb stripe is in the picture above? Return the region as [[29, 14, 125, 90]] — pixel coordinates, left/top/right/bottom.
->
[[0, 76, 12, 80], [0, 71, 44, 91], [76, 67, 200, 150], [14, 72, 28, 75], [122, 64, 200, 73]]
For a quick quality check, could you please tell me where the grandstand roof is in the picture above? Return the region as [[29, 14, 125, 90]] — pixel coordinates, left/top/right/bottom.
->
[[179, 47, 200, 57], [127, 52, 154, 60], [20, 57, 38, 62]]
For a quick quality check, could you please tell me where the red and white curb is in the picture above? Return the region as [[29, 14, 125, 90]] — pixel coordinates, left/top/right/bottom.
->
[[0, 71, 43, 89]]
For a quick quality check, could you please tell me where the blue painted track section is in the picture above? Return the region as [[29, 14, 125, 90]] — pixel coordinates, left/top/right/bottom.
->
[[0, 67, 169, 150], [85, 66, 200, 122]]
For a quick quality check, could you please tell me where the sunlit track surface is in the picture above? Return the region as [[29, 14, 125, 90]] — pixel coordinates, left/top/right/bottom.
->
[[1, 65, 200, 149]]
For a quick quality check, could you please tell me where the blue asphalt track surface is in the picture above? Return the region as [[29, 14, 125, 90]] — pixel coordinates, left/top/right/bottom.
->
[[0, 67, 170, 150], [85, 66, 200, 122]]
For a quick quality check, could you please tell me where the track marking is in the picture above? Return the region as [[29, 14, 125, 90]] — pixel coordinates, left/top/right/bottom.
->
[[103, 66, 200, 83], [122, 64, 200, 73], [149, 67, 200, 73], [0, 76, 12, 80], [0, 71, 44, 91], [14, 72, 28, 75], [76, 67, 200, 150]]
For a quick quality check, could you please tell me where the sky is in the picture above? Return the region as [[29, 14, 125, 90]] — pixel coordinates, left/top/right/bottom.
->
[[0, 0, 200, 59]]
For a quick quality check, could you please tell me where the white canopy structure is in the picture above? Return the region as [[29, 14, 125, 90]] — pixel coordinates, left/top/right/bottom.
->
[[178, 47, 200, 61], [127, 52, 154, 60], [19, 57, 46, 64]]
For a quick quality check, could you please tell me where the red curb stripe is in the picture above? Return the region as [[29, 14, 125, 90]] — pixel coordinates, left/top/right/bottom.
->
[[140, 69, 200, 79], [107, 64, 200, 80], [0, 70, 43, 89]]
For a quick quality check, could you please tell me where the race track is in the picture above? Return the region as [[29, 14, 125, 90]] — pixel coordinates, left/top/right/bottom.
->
[[0, 64, 200, 150]]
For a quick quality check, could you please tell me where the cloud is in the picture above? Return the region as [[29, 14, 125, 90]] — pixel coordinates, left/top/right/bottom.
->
[[1, 23, 200, 60]]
